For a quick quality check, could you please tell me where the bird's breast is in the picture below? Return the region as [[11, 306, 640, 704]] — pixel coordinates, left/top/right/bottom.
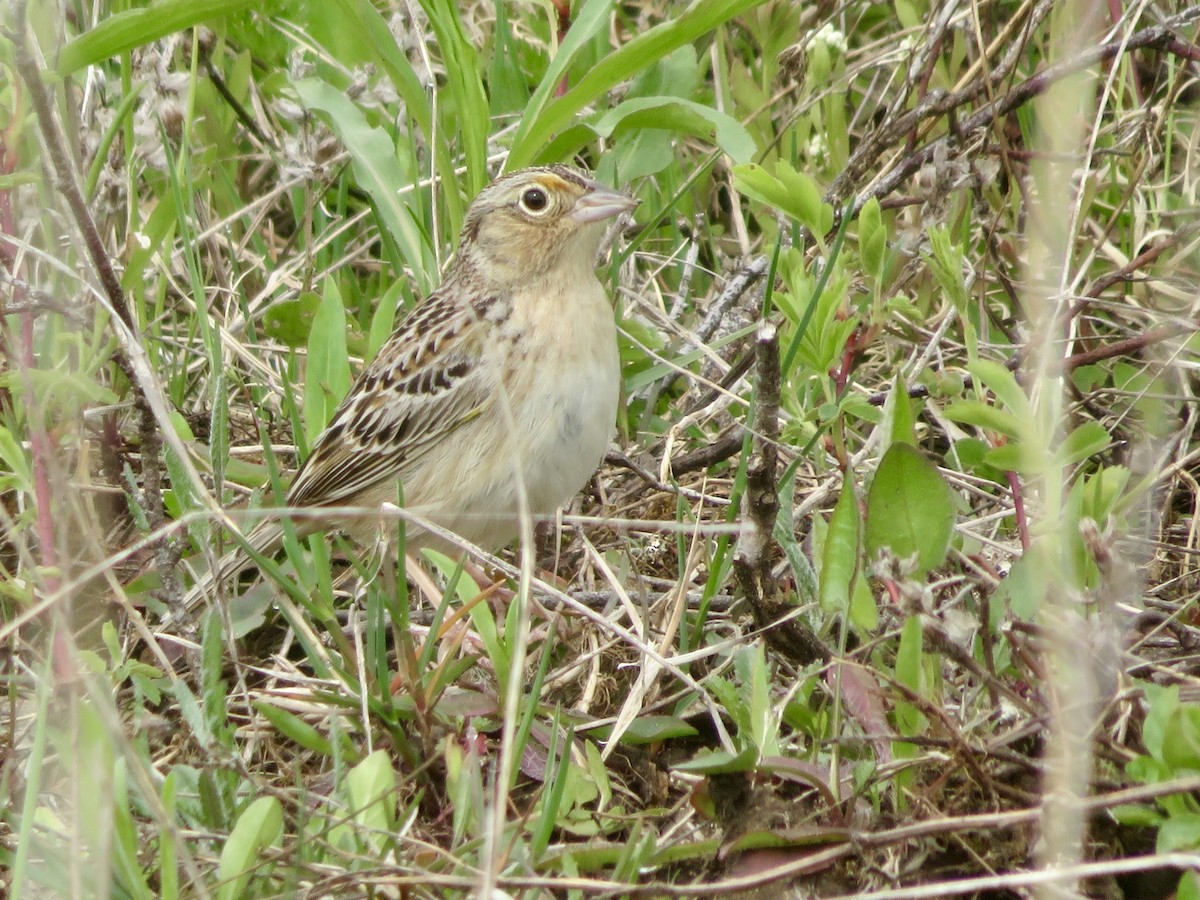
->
[[506, 275, 620, 512]]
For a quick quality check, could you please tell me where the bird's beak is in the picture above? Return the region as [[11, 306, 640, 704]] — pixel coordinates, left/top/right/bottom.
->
[[571, 183, 639, 224]]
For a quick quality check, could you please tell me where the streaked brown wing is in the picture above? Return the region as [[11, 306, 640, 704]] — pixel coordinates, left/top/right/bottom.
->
[[285, 291, 496, 509]]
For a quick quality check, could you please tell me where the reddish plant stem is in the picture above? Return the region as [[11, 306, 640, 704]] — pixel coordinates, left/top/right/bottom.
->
[[1068, 231, 1186, 322], [1057, 321, 1195, 373], [10, 1, 171, 591], [552, 0, 571, 98], [1165, 36, 1200, 64], [1, 78, 60, 592], [18, 314, 61, 593], [1007, 470, 1030, 552], [881, 578, 902, 606], [829, 327, 861, 398], [830, 324, 880, 398], [4, 173, 71, 679]]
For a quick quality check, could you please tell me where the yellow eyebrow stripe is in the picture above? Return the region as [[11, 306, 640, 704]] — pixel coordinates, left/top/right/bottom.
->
[[531, 173, 574, 193]]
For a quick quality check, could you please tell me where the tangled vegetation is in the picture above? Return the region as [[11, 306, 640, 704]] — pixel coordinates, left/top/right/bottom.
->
[[3, 0, 1200, 896]]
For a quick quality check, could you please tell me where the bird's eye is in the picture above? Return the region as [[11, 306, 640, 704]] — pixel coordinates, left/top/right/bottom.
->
[[520, 187, 549, 214]]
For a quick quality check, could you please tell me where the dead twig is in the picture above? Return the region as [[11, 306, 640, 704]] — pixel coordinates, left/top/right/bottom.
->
[[666, 429, 745, 476], [696, 254, 770, 342], [733, 322, 830, 666], [864, 5, 1200, 215]]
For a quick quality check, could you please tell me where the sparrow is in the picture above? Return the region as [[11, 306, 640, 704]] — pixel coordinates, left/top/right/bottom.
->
[[181, 164, 637, 612]]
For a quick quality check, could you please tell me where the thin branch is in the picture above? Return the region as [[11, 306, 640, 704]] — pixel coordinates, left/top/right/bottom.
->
[[695, 253, 770, 342], [864, 6, 1200, 214], [733, 322, 830, 666]]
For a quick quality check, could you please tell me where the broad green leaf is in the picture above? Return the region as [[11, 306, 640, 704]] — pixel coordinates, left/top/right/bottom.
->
[[588, 716, 700, 743], [983, 442, 1038, 474], [850, 575, 878, 633], [313, 0, 464, 230], [942, 400, 1026, 440], [347, 750, 398, 834], [606, 127, 677, 181], [217, 796, 283, 900], [1080, 465, 1129, 524], [733, 163, 795, 218], [56, 0, 262, 74], [263, 292, 321, 349], [367, 281, 408, 361], [967, 359, 1029, 419], [303, 279, 352, 444], [1162, 706, 1200, 774], [604, 97, 756, 162], [1157, 813, 1200, 853], [950, 437, 1006, 483], [0, 427, 31, 490], [1108, 804, 1162, 827], [723, 826, 851, 853], [894, 0, 923, 29], [1071, 363, 1109, 392], [585, 741, 613, 809], [1127, 755, 1170, 787], [858, 197, 885, 280], [773, 161, 828, 235], [865, 443, 955, 577], [672, 745, 760, 774], [734, 162, 832, 236], [819, 476, 861, 613], [1054, 421, 1110, 468], [808, 40, 833, 85], [894, 615, 926, 737], [552, 96, 756, 164], [994, 552, 1043, 619], [1, 369, 118, 411], [889, 373, 916, 447], [253, 701, 333, 756]]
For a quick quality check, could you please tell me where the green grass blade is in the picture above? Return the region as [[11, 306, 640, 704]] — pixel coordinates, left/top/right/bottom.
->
[[293, 79, 436, 293], [56, 0, 263, 74], [508, 0, 767, 168]]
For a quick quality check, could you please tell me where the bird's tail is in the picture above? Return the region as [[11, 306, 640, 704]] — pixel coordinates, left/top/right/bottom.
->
[[170, 519, 286, 628]]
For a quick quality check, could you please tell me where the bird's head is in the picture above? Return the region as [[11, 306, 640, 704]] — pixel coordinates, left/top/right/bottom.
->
[[454, 165, 637, 286]]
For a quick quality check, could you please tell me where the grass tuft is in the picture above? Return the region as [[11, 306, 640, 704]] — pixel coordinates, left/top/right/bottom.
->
[[4, 0, 1200, 895]]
